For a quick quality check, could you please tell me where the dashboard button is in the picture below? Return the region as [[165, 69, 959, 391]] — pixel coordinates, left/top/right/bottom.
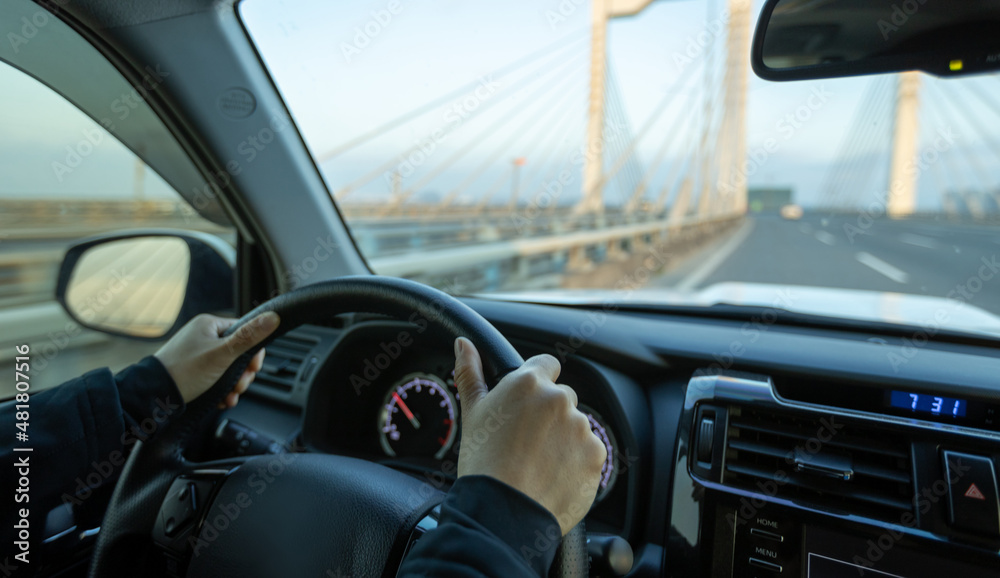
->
[[696, 417, 715, 463], [750, 528, 784, 542], [748, 557, 783, 573], [943, 451, 1000, 537]]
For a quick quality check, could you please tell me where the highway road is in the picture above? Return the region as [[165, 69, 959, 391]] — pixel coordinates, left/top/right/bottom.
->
[[655, 213, 1000, 318], [3, 212, 997, 398]]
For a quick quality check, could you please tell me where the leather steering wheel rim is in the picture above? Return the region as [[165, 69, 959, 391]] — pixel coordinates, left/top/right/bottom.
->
[[88, 275, 586, 578]]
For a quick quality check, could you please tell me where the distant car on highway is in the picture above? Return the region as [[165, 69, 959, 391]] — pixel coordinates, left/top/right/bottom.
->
[[780, 203, 804, 219]]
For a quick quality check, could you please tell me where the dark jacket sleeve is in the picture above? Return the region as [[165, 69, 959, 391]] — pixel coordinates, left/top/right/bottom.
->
[[396, 475, 563, 577], [1, 356, 183, 569]]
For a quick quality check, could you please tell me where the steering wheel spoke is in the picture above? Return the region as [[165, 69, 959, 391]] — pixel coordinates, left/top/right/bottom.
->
[[151, 460, 244, 571]]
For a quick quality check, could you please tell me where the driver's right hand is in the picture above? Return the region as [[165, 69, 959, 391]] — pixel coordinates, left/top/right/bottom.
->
[[452, 337, 607, 535]]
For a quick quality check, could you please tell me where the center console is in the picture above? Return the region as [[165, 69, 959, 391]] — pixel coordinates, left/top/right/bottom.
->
[[669, 371, 1000, 577]]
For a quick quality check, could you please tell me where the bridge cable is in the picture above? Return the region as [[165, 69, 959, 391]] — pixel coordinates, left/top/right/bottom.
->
[[609, 64, 647, 203], [428, 74, 588, 214], [818, 75, 894, 208], [826, 75, 894, 207], [936, 81, 1000, 172], [648, 112, 700, 214], [430, 92, 585, 216], [318, 30, 588, 162], [595, 59, 705, 211], [600, 61, 644, 206], [336, 50, 587, 201], [964, 78, 1000, 122], [819, 75, 891, 207], [506, 109, 589, 215], [839, 76, 896, 207], [927, 80, 993, 190], [624, 81, 701, 213], [496, 93, 590, 209], [657, 151, 696, 213], [378, 54, 589, 214], [921, 83, 972, 195]]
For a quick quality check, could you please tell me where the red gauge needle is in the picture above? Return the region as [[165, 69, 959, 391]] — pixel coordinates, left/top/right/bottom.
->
[[393, 392, 421, 429]]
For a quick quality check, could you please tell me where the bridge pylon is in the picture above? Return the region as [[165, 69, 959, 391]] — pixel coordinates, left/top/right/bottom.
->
[[887, 71, 921, 218], [578, 0, 662, 215]]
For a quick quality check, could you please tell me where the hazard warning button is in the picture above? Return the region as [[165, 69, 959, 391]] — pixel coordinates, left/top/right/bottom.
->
[[943, 451, 1000, 537], [965, 483, 986, 500]]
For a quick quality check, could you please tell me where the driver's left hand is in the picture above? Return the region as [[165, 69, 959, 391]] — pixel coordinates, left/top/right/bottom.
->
[[154, 312, 281, 407]]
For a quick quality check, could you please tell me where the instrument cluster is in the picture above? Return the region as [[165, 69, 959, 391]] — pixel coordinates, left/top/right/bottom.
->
[[303, 321, 627, 507]]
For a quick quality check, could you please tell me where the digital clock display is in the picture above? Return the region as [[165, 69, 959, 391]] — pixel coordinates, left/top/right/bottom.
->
[[888, 390, 967, 417]]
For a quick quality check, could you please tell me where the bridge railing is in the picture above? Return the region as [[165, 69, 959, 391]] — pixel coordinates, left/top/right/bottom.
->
[[0, 201, 742, 393], [0, 200, 739, 307]]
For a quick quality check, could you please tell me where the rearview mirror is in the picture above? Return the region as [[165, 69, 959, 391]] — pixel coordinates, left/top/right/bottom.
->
[[56, 231, 234, 340], [752, 0, 1000, 81]]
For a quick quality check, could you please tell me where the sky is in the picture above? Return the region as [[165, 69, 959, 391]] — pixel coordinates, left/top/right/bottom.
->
[[0, 61, 176, 199], [2, 0, 998, 210], [238, 0, 1000, 211]]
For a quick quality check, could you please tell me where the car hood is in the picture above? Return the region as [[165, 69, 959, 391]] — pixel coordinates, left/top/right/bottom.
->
[[480, 282, 1000, 338]]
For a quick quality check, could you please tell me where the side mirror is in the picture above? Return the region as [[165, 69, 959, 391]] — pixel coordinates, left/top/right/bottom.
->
[[56, 231, 234, 340], [752, 0, 1000, 81]]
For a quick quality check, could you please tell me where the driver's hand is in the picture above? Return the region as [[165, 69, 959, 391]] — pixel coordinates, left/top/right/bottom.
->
[[452, 337, 606, 535], [154, 312, 280, 407]]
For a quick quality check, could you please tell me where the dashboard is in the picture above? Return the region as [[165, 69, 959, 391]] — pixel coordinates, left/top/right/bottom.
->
[[294, 319, 645, 537], [225, 299, 1000, 577]]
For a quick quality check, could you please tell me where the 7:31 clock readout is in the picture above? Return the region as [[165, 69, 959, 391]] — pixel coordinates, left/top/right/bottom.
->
[[888, 390, 968, 417]]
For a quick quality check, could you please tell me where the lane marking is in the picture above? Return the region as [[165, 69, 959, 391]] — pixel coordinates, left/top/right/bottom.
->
[[898, 233, 940, 250], [674, 220, 756, 291], [855, 252, 910, 284], [814, 231, 836, 246]]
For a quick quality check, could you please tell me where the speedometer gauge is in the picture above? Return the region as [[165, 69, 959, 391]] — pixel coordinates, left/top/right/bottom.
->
[[378, 373, 457, 460], [580, 405, 618, 502]]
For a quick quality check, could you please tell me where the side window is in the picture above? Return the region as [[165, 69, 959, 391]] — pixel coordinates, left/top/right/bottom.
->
[[0, 61, 234, 396]]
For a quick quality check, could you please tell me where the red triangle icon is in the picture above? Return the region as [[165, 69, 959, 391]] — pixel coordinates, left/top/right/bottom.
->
[[964, 483, 986, 500]]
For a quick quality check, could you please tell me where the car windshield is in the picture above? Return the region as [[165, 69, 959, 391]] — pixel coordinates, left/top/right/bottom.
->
[[240, 1, 1000, 339]]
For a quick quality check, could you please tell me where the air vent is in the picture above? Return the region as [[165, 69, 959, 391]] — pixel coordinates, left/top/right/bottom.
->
[[253, 329, 322, 394], [724, 405, 914, 520]]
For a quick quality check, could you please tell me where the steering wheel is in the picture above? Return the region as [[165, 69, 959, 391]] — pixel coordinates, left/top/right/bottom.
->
[[88, 276, 588, 578]]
